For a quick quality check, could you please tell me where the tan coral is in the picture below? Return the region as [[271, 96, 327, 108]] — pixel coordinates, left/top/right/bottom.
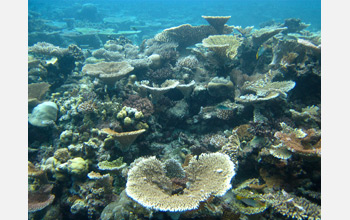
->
[[97, 157, 127, 171], [138, 79, 180, 101], [274, 129, 321, 157], [125, 152, 235, 212], [236, 80, 296, 103], [100, 128, 146, 151], [28, 184, 55, 212], [155, 24, 233, 48], [28, 82, 51, 109], [82, 61, 134, 85], [201, 16, 231, 34], [202, 35, 242, 60]]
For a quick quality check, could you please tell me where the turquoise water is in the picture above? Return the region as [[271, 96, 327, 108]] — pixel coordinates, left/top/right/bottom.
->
[[29, 0, 321, 46]]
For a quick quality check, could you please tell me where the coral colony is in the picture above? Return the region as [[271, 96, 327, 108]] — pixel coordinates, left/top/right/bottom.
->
[[29, 15, 320, 220]]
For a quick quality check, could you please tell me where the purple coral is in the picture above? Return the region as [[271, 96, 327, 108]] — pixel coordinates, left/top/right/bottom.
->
[[122, 95, 154, 117]]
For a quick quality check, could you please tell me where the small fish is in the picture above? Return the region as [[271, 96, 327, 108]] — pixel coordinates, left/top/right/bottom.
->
[[216, 105, 230, 110], [236, 195, 265, 207], [256, 44, 266, 60], [130, 26, 138, 31]]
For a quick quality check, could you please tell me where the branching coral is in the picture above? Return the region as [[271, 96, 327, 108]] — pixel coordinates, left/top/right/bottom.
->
[[125, 152, 235, 212], [122, 95, 154, 117]]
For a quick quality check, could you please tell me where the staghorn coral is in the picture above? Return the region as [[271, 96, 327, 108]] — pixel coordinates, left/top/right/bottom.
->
[[125, 152, 235, 212], [82, 61, 134, 85], [202, 15, 231, 34], [202, 35, 243, 60]]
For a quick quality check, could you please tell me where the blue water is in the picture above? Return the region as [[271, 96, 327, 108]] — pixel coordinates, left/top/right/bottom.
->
[[29, 0, 321, 46]]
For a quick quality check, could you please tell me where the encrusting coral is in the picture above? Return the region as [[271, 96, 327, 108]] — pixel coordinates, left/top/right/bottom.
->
[[125, 152, 235, 212]]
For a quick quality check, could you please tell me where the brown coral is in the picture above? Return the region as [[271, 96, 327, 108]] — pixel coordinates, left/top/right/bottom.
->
[[28, 82, 51, 109], [274, 129, 321, 157], [100, 128, 146, 151], [28, 184, 55, 212]]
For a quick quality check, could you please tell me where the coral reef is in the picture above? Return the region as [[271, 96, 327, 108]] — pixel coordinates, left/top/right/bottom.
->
[[28, 13, 321, 220]]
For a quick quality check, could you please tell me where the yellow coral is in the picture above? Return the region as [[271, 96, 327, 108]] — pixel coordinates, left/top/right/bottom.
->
[[134, 111, 144, 119], [123, 117, 133, 126], [135, 122, 149, 130], [117, 109, 127, 119], [67, 157, 89, 176], [202, 35, 242, 60]]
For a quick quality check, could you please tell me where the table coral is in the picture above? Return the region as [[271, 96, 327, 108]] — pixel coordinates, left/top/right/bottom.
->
[[202, 35, 243, 60], [125, 152, 235, 212], [82, 61, 134, 85], [202, 15, 231, 34]]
